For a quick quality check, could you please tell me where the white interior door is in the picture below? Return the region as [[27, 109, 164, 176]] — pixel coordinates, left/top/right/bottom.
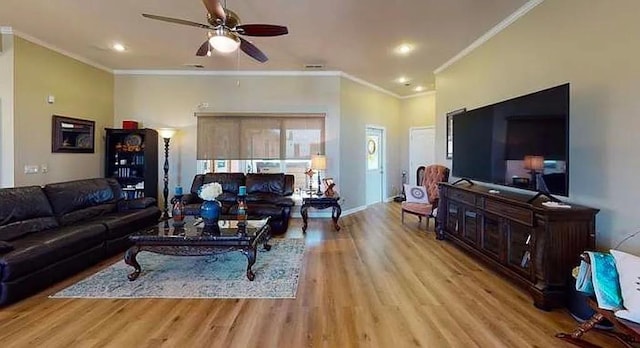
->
[[409, 127, 436, 185], [366, 127, 384, 205]]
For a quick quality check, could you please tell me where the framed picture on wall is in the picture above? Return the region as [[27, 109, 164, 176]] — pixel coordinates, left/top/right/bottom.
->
[[446, 108, 466, 159], [52, 115, 95, 153]]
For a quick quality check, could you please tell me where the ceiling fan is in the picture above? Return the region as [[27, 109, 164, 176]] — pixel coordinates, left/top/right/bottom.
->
[[142, 0, 288, 63]]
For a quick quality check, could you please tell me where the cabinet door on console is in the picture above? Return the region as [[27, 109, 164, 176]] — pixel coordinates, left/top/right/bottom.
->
[[480, 212, 504, 261], [462, 209, 479, 245], [446, 202, 461, 236], [506, 221, 534, 279]]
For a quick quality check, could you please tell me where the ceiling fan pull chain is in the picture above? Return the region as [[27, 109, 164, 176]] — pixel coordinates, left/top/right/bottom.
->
[[236, 49, 241, 87]]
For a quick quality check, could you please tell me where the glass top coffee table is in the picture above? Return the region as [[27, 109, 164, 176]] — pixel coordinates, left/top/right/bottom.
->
[[124, 217, 271, 281]]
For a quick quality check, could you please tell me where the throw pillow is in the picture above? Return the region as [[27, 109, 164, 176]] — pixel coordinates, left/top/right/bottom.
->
[[404, 184, 429, 204], [611, 249, 640, 324], [0, 241, 14, 253]]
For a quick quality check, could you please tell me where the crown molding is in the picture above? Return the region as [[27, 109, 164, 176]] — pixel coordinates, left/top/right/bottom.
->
[[0, 27, 13, 34], [434, 0, 544, 74], [12, 30, 112, 73], [400, 90, 436, 100], [114, 69, 403, 98], [113, 69, 342, 77], [339, 72, 400, 98]]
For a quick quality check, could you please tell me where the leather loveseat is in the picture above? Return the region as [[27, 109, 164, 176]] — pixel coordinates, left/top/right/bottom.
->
[[0, 178, 161, 306], [181, 173, 295, 234]]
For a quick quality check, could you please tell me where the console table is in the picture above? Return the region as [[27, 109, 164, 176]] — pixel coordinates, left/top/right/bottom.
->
[[436, 182, 598, 310], [301, 195, 341, 232]]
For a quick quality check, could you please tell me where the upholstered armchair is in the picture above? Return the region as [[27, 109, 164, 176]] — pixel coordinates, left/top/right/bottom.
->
[[401, 164, 450, 230]]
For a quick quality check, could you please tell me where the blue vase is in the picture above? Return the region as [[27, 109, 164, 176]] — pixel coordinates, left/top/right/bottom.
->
[[200, 200, 221, 233]]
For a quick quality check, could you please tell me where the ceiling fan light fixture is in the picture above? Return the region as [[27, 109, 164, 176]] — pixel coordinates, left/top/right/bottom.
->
[[208, 28, 240, 53]]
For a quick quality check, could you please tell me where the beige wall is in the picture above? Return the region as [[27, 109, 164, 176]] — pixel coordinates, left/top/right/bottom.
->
[[13, 37, 114, 186], [340, 78, 401, 208], [0, 34, 14, 187], [114, 74, 341, 208], [399, 92, 436, 178], [434, 0, 640, 251]]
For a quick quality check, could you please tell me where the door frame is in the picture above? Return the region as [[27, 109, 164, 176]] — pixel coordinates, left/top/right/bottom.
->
[[409, 126, 435, 185], [365, 124, 387, 205]]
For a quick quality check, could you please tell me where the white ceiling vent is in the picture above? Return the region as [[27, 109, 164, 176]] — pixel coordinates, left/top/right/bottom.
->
[[304, 64, 325, 70]]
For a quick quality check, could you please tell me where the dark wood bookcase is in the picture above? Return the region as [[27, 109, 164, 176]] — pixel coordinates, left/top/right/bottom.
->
[[105, 128, 158, 200], [436, 182, 599, 310]]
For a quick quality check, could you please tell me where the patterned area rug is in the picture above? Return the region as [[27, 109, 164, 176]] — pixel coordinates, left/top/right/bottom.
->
[[51, 239, 305, 299]]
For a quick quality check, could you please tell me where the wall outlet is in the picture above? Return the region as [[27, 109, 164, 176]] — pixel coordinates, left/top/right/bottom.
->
[[24, 165, 39, 174], [41, 164, 48, 173]]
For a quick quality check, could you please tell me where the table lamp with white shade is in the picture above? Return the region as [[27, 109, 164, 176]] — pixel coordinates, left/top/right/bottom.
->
[[311, 154, 327, 196]]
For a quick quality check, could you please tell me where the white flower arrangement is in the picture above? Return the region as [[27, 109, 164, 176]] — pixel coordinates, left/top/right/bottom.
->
[[198, 182, 223, 201]]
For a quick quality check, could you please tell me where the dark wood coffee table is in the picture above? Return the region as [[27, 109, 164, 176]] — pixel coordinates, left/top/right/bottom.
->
[[124, 217, 271, 281]]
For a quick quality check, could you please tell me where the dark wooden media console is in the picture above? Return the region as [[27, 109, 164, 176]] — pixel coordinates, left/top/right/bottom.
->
[[436, 182, 599, 310]]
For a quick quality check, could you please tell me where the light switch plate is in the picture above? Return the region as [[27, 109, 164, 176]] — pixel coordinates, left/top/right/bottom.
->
[[24, 165, 39, 174]]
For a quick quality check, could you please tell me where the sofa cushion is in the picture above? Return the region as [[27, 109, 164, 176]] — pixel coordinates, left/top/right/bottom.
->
[[189, 174, 205, 195], [245, 192, 282, 203], [246, 174, 285, 195], [117, 197, 156, 210], [0, 186, 59, 241], [44, 179, 118, 226], [216, 192, 238, 204], [202, 173, 246, 194], [97, 208, 162, 240], [229, 203, 284, 218], [611, 250, 640, 324], [0, 223, 106, 282]]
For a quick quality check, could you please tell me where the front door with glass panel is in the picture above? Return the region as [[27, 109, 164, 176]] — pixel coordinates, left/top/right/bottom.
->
[[366, 127, 384, 205]]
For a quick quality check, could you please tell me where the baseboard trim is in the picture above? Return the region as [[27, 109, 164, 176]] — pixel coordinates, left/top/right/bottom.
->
[[291, 204, 367, 219]]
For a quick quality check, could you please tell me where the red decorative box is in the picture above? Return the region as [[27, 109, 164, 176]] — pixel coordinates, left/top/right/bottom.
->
[[122, 120, 139, 129]]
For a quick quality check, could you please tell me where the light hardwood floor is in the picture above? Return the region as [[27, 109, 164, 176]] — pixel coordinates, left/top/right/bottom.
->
[[0, 203, 617, 347]]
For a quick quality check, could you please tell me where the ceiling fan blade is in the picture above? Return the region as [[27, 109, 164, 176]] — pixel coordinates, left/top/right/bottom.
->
[[236, 24, 289, 37], [202, 0, 226, 22], [142, 14, 212, 30], [196, 41, 210, 56], [239, 37, 268, 63]]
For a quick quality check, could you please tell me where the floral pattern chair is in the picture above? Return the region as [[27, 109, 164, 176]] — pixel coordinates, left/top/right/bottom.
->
[[401, 164, 450, 230]]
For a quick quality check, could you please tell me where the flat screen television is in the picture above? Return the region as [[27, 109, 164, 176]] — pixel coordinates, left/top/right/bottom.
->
[[452, 83, 569, 196]]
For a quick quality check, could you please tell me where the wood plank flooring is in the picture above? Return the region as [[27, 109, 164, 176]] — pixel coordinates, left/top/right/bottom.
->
[[0, 202, 618, 347]]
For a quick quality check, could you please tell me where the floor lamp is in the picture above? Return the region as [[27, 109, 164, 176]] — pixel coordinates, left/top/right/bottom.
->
[[158, 128, 177, 220]]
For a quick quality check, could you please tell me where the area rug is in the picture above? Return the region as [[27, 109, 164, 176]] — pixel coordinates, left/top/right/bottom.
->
[[51, 238, 305, 299]]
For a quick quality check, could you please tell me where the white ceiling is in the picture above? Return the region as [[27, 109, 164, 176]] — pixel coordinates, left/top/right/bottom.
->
[[0, 0, 530, 96]]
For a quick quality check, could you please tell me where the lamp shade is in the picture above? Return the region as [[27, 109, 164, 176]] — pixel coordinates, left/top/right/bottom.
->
[[523, 155, 544, 171], [311, 154, 327, 170], [158, 128, 177, 139]]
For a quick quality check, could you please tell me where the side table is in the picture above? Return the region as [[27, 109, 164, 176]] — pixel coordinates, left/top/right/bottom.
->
[[301, 195, 341, 232]]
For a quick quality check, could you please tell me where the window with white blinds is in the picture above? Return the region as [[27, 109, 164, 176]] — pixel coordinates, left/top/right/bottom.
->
[[196, 114, 325, 160]]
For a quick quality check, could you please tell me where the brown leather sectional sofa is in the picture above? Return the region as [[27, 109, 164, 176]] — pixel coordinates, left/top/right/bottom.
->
[[0, 178, 161, 305]]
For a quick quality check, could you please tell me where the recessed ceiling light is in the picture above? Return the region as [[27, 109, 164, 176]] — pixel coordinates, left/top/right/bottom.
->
[[395, 43, 414, 55], [396, 76, 410, 84], [112, 43, 126, 52], [414, 86, 425, 92]]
